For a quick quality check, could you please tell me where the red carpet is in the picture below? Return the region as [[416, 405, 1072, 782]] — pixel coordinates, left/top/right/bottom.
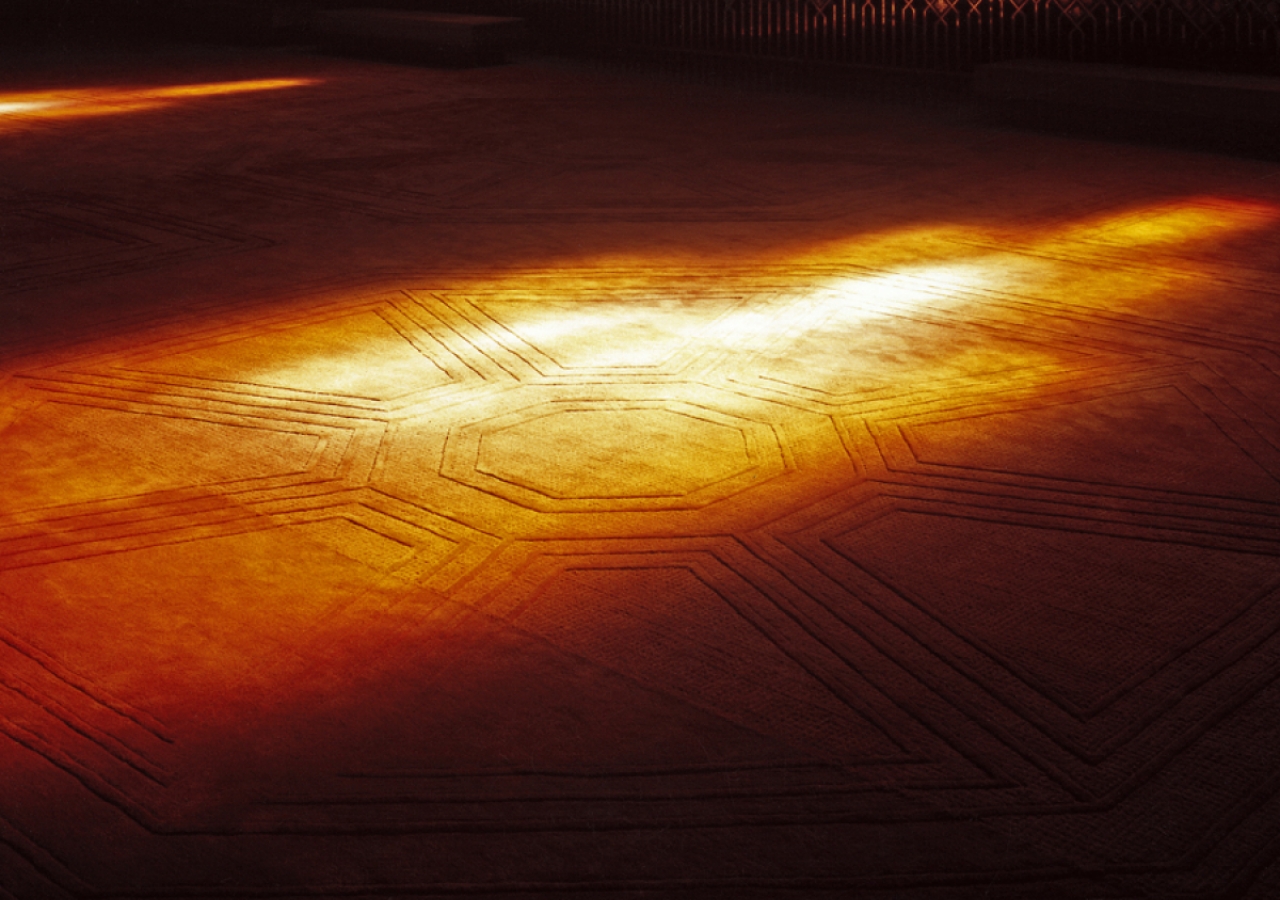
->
[[2, 45, 1280, 898]]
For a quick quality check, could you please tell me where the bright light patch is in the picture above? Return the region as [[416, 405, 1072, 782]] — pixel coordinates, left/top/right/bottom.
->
[[60, 194, 1280, 414], [812, 263, 990, 322], [1056, 197, 1280, 251], [499, 309, 634, 347], [0, 100, 65, 116], [147, 78, 320, 99], [0, 78, 319, 131]]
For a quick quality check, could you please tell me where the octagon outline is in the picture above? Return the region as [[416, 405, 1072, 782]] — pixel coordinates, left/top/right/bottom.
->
[[441, 398, 788, 513]]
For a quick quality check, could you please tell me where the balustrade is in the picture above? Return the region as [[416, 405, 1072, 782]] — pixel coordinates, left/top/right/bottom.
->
[[497, 0, 1280, 73]]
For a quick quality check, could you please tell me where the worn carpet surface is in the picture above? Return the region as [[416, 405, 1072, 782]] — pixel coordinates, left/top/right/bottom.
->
[[2, 44, 1280, 899]]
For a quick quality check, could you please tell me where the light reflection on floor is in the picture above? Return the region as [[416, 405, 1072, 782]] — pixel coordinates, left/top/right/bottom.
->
[[0, 77, 319, 130], [357, 196, 1275, 403]]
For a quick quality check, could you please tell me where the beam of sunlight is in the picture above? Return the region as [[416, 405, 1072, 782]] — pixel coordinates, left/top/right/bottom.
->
[[146, 196, 1279, 404], [0, 78, 319, 131], [0, 99, 67, 115], [145, 78, 322, 99], [1051, 196, 1280, 252], [808, 262, 994, 322]]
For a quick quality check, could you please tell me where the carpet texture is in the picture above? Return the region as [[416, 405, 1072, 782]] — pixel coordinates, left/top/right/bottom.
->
[[2, 45, 1280, 899]]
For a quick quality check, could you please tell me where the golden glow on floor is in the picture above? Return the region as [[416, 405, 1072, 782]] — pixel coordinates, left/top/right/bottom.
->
[[0, 78, 319, 130], [423, 196, 1279, 390], [0, 189, 1246, 444], [1054, 195, 1280, 250], [144, 195, 1277, 416], [2, 190, 1277, 707]]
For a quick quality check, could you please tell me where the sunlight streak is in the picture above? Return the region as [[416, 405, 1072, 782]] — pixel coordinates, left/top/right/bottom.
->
[[224, 196, 1280, 402], [0, 78, 319, 130]]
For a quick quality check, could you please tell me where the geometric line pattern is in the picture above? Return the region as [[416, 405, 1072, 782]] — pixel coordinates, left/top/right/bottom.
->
[[3, 48, 1280, 899]]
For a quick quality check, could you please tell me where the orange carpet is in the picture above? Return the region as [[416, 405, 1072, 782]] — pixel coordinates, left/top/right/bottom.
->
[[2, 44, 1280, 898]]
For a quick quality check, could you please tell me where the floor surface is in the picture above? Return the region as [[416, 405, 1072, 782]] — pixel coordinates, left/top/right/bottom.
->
[[3, 43, 1280, 899]]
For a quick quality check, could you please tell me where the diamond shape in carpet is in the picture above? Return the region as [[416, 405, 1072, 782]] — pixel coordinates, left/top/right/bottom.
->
[[830, 511, 1280, 716], [902, 384, 1280, 500]]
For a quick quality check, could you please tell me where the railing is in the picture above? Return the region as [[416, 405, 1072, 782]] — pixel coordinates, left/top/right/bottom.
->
[[500, 0, 1280, 73]]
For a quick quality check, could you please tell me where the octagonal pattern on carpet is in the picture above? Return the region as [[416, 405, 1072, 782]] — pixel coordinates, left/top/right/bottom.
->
[[3, 45, 1280, 899]]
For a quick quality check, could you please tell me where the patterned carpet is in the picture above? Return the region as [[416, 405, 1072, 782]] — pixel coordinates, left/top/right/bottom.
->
[[2, 45, 1280, 899]]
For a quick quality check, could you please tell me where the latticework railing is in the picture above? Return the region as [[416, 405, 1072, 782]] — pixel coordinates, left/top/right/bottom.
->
[[503, 0, 1280, 73]]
